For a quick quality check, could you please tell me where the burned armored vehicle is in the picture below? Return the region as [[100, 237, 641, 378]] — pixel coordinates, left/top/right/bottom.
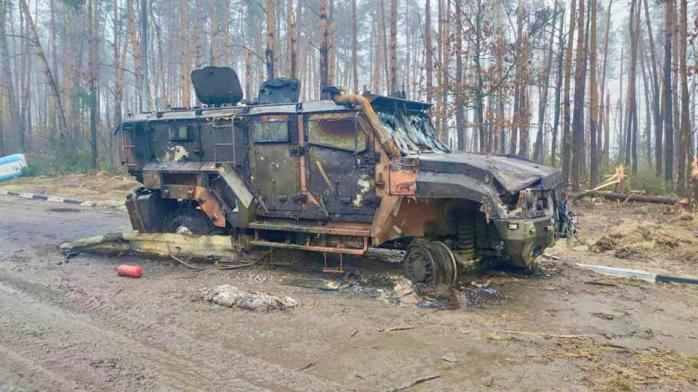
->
[[119, 66, 570, 286]]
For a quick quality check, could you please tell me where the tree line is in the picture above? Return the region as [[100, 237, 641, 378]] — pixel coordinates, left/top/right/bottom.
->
[[0, 0, 696, 194]]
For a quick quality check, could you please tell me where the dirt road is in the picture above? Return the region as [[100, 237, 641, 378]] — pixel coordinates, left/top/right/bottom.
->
[[1, 195, 696, 391]]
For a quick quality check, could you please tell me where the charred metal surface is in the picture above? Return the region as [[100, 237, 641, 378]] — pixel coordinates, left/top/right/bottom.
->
[[117, 67, 570, 281]]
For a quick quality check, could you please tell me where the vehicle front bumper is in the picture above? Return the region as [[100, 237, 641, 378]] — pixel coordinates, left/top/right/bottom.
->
[[492, 215, 556, 267]]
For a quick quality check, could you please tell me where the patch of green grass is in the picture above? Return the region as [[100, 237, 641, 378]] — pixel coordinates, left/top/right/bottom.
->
[[630, 169, 676, 197], [610, 375, 633, 391], [22, 150, 97, 177]]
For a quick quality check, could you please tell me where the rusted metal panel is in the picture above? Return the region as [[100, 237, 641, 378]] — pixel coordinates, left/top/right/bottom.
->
[[249, 238, 368, 255], [194, 186, 227, 228], [389, 158, 418, 196], [248, 220, 371, 236], [161, 184, 196, 200], [142, 171, 161, 189], [370, 196, 448, 245], [304, 113, 376, 220]]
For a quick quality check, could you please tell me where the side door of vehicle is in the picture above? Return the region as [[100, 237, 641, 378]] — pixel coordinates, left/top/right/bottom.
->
[[304, 112, 377, 221], [248, 114, 301, 217]]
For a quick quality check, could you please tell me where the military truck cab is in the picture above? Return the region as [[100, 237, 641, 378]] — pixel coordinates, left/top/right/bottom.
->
[[121, 66, 571, 287]]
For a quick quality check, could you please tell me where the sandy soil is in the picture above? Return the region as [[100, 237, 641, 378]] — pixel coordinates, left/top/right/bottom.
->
[[0, 194, 697, 391], [0, 172, 139, 206]]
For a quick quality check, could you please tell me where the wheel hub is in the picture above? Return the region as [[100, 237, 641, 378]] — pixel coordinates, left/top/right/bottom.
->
[[403, 239, 458, 287]]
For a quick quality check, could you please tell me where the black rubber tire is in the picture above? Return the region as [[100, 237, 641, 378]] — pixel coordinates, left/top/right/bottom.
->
[[162, 206, 224, 235], [403, 239, 439, 287]]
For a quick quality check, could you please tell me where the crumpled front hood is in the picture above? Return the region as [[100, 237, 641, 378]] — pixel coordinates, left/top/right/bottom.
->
[[415, 152, 562, 194]]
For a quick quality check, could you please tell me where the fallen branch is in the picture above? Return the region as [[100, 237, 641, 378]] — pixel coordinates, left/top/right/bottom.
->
[[378, 326, 415, 333], [384, 374, 440, 392], [572, 191, 678, 205]]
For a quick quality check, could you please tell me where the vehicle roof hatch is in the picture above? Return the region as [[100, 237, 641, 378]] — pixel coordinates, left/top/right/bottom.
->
[[258, 78, 301, 104], [191, 66, 243, 106]]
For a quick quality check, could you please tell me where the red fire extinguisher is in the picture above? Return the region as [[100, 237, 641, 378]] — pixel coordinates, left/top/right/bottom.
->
[[117, 264, 143, 278]]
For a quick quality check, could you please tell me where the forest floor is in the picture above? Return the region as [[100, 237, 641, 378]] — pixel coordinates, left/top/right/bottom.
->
[[0, 176, 697, 391]]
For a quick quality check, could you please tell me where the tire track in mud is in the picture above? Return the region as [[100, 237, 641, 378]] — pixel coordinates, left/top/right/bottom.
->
[[0, 344, 84, 391], [0, 270, 346, 391], [0, 282, 264, 391]]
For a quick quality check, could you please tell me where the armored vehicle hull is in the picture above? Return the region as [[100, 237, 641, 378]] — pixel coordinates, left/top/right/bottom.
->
[[120, 67, 571, 287]]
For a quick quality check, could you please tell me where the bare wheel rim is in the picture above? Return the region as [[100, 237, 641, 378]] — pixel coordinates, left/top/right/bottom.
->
[[430, 241, 458, 286], [404, 240, 438, 286]]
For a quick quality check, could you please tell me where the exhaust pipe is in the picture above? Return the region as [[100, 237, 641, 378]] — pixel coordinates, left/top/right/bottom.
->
[[327, 89, 401, 158]]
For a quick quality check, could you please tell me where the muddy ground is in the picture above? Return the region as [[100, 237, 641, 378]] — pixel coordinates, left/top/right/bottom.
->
[[0, 180, 696, 391]]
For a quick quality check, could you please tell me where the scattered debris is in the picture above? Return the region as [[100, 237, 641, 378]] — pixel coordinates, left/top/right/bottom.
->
[[383, 374, 440, 392], [441, 352, 458, 363], [282, 277, 341, 291], [464, 287, 501, 307], [197, 284, 298, 311], [297, 362, 316, 371], [592, 312, 615, 320], [116, 264, 142, 278], [584, 280, 618, 287], [470, 279, 492, 288], [350, 329, 359, 337]]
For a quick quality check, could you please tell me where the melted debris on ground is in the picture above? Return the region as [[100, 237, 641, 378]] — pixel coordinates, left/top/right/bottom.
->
[[197, 284, 298, 311]]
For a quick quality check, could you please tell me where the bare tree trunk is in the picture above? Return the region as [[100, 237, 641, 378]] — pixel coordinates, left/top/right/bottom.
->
[[617, 47, 624, 164], [643, 0, 662, 176], [388, 0, 397, 94], [319, 0, 329, 92], [140, 0, 149, 111], [677, 0, 689, 194], [351, 0, 358, 92], [551, 7, 565, 166], [562, 0, 576, 183], [19, 0, 67, 139], [534, 0, 559, 163], [265, 0, 277, 80], [425, 0, 433, 103], [245, 48, 252, 100], [663, 0, 674, 183], [640, 41, 652, 168], [88, 0, 100, 168], [598, 0, 613, 168], [588, 0, 598, 186], [285, 0, 294, 78], [328, 0, 335, 86], [0, 0, 24, 152], [472, 0, 485, 152], [454, 0, 465, 151], [570, 0, 586, 191], [178, 1, 191, 107], [624, 0, 639, 174]]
